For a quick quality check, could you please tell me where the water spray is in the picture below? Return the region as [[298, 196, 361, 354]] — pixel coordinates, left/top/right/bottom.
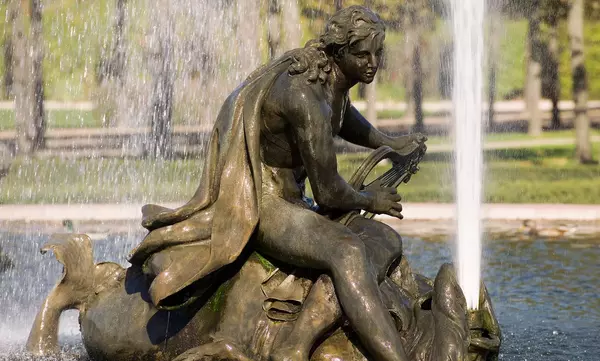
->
[[451, 0, 485, 310]]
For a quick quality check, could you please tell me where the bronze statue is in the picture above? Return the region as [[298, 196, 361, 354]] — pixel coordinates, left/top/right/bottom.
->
[[26, 6, 501, 361]]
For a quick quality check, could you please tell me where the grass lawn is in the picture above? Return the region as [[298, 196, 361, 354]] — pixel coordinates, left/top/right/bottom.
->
[[1, 142, 599, 204], [0, 109, 102, 131], [0, 158, 204, 204]]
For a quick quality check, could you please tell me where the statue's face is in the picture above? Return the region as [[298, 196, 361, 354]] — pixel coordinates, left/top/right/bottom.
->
[[336, 32, 384, 84]]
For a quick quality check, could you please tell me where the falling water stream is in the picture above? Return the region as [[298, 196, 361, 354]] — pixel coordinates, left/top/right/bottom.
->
[[451, 0, 485, 309]]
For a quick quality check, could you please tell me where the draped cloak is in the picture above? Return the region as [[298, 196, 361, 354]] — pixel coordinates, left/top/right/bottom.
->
[[128, 54, 300, 307]]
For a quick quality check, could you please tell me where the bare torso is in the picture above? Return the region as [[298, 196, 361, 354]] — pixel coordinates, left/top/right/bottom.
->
[[259, 70, 348, 201], [261, 72, 348, 168]]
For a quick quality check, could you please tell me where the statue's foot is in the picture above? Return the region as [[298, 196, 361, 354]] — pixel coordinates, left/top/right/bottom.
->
[[270, 346, 308, 361]]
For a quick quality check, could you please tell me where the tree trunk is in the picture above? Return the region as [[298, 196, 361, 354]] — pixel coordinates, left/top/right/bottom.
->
[[548, 16, 561, 129], [30, 0, 45, 150], [568, 0, 595, 163], [403, 6, 415, 124], [146, 2, 174, 159], [111, 0, 127, 81], [526, 0, 542, 136], [235, 0, 261, 79], [12, 0, 30, 154], [366, 77, 377, 128], [281, 0, 301, 51], [2, 4, 17, 99], [267, 0, 282, 59], [2, 38, 14, 100], [147, 40, 174, 158], [335, 0, 343, 11], [100, 0, 128, 128], [486, 2, 501, 130], [413, 45, 424, 133], [12, 0, 45, 155]]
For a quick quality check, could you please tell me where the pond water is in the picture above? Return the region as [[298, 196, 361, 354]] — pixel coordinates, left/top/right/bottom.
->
[[0, 230, 598, 360]]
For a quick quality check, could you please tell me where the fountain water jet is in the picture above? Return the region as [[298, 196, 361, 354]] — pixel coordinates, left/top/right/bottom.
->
[[451, 0, 485, 310]]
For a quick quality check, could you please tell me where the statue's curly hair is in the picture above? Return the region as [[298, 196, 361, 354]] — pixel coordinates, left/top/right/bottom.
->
[[288, 6, 385, 84]]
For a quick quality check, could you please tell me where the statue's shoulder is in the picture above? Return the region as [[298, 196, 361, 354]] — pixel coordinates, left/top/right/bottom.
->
[[286, 41, 332, 86]]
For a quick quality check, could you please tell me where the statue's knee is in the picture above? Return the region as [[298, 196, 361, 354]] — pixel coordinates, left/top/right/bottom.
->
[[381, 225, 403, 253], [330, 239, 367, 272]]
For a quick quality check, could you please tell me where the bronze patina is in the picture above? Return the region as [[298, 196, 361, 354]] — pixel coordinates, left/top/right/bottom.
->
[[26, 6, 501, 361]]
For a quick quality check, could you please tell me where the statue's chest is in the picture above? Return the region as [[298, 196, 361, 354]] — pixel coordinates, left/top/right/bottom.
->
[[329, 95, 348, 135]]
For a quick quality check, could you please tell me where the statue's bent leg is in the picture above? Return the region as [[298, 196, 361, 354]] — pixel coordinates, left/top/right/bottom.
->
[[271, 217, 403, 361], [345, 217, 403, 283], [256, 195, 409, 361]]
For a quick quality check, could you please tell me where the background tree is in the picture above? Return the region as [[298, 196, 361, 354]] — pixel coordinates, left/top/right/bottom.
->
[[99, 0, 127, 83], [2, 0, 17, 99], [235, 0, 261, 78], [525, 0, 543, 136], [486, 0, 503, 130], [501, 0, 569, 133], [146, 1, 175, 158], [11, 0, 46, 155], [568, 0, 595, 163], [282, 0, 301, 51], [30, 0, 44, 150], [546, 12, 561, 129], [401, 1, 434, 133], [363, 0, 377, 126], [539, 0, 568, 129], [267, 0, 283, 58], [96, 0, 128, 128], [267, 0, 301, 59]]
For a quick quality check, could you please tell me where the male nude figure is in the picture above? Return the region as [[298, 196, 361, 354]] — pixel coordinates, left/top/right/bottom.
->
[[253, 7, 425, 361], [133, 6, 426, 361]]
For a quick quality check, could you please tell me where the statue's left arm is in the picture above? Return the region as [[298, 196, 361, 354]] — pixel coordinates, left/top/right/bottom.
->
[[339, 103, 427, 155]]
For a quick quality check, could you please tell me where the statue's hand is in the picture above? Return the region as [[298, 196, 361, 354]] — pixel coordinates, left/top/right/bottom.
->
[[362, 186, 403, 219], [393, 133, 427, 156], [410, 132, 428, 144]]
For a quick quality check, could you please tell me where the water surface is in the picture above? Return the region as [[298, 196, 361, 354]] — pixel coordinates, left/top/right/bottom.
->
[[0, 231, 598, 360]]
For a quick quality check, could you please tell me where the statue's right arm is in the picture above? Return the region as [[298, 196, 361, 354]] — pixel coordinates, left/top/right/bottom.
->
[[285, 86, 374, 211]]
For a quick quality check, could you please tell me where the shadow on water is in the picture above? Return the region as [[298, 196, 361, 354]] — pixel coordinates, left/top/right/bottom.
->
[[1, 231, 598, 360]]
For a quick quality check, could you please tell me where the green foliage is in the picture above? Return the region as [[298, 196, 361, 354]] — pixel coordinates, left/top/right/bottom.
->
[[491, 17, 600, 100], [4, 1, 600, 102], [0, 0, 115, 100], [558, 20, 600, 99], [496, 20, 527, 100], [41, 0, 114, 100]]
